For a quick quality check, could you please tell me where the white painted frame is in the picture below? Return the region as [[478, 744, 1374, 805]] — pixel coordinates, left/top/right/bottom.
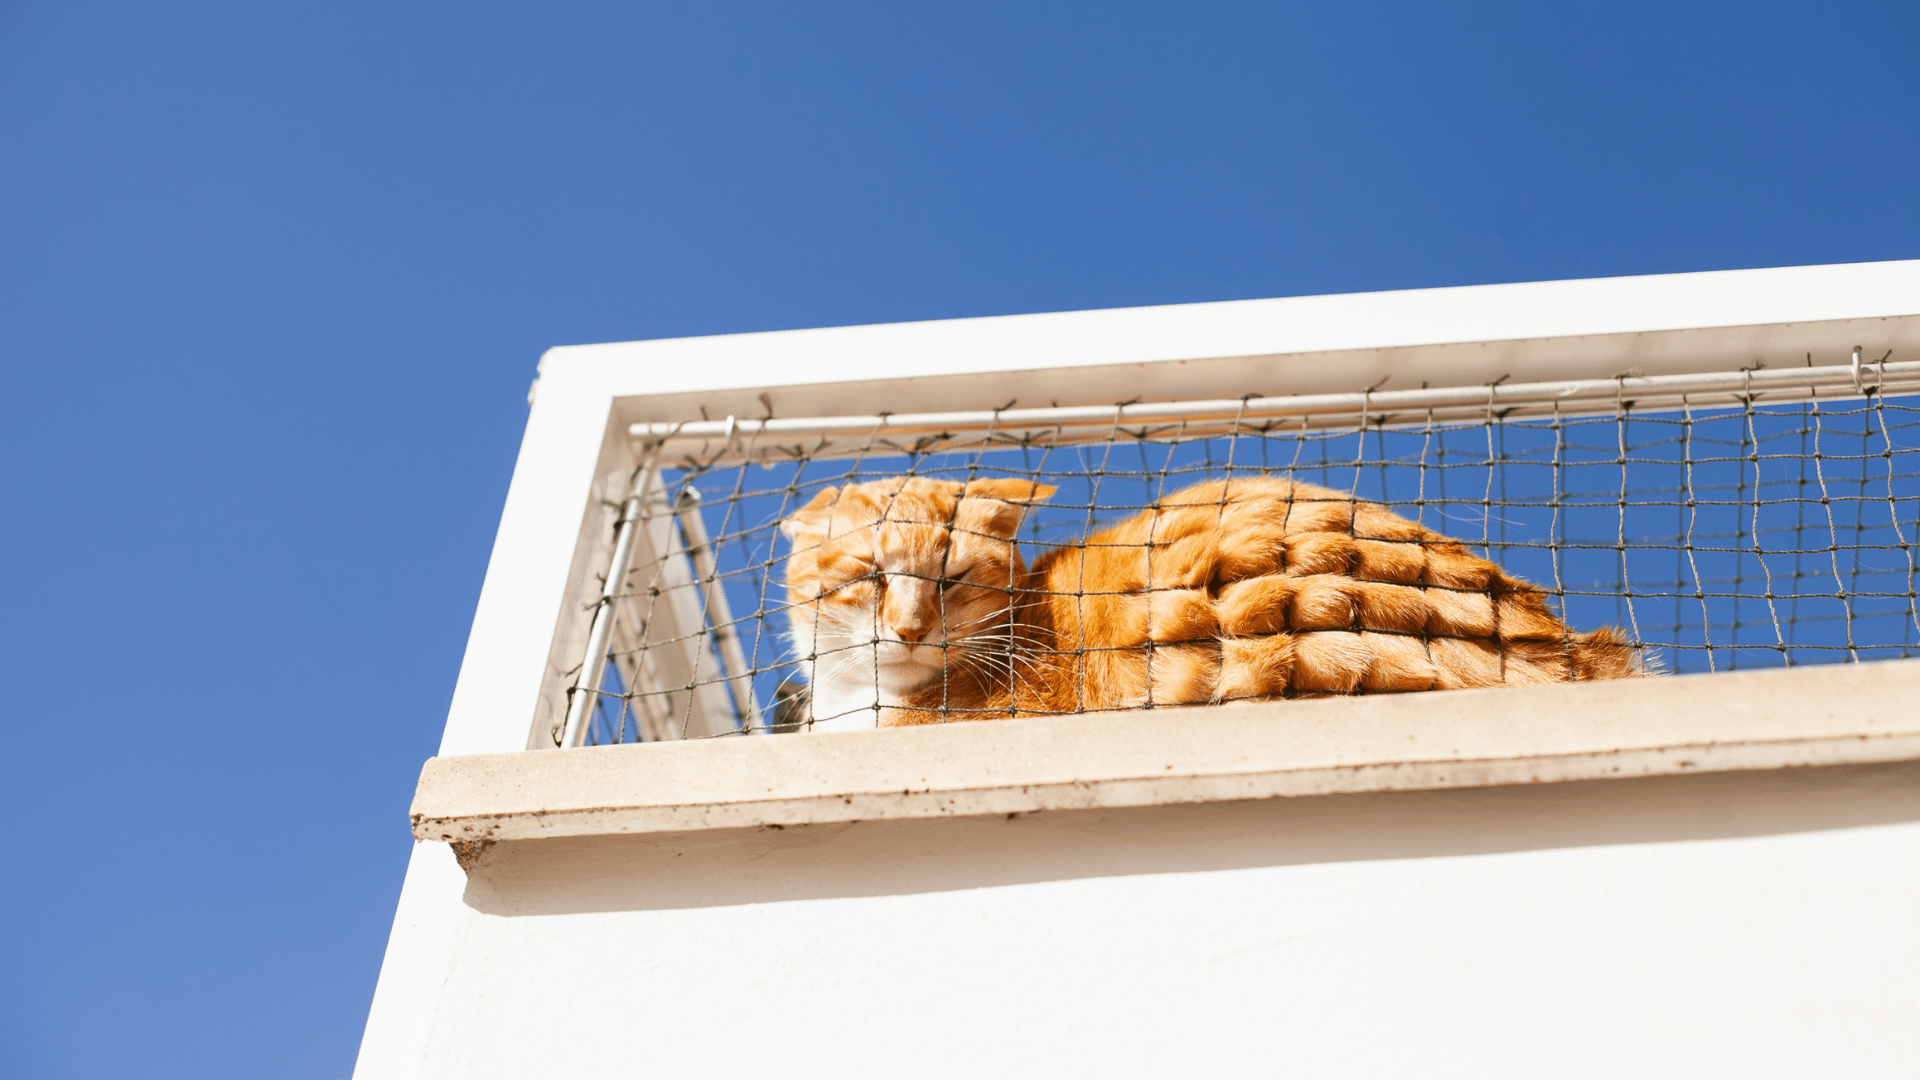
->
[[444, 259, 1920, 759]]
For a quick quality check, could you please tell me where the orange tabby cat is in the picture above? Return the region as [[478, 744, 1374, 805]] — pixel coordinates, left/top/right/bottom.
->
[[779, 475, 1640, 731]]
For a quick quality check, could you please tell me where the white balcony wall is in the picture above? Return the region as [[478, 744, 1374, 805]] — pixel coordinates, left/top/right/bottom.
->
[[362, 765, 1920, 1078], [357, 263, 1920, 1079]]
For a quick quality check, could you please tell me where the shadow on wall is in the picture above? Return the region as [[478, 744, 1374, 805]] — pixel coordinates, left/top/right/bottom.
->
[[461, 761, 1920, 917]]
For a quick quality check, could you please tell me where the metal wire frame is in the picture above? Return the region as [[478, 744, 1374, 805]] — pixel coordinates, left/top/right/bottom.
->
[[567, 372, 1920, 744], [630, 354, 1918, 464]]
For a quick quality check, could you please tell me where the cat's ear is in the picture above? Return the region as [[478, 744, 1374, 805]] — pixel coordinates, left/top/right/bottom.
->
[[956, 479, 1056, 540], [961, 479, 1057, 505], [779, 486, 841, 542]]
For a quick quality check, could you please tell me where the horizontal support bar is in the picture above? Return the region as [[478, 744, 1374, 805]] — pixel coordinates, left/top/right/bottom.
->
[[630, 358, 1919, 464]]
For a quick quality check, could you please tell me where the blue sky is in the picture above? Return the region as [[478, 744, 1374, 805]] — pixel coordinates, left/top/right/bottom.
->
[[2, 2, 1916, 1076]]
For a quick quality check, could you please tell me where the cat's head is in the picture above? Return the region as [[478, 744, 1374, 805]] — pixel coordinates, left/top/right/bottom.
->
[[779, 477, 1054, 716]]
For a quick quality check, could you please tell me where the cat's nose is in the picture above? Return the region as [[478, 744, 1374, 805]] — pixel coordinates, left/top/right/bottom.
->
[[882, 575, 937, 643]]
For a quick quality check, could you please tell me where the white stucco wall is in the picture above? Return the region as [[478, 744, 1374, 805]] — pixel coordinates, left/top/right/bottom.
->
[[358, 265, 1920, 1079], [365, 764, 1920, 1079]]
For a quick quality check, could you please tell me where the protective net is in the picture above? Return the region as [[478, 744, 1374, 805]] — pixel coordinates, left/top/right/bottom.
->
[[567, 365, 1920, 744]]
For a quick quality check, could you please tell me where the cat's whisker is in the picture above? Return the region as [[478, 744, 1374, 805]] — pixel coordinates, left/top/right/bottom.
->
[[813, 651, 884, 685], [947, 643, 1057, 694], [948, 636, 1046, 669]]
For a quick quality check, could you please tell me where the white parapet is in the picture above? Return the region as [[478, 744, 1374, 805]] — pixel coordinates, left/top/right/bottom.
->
[[413, 660, 1920, 846]]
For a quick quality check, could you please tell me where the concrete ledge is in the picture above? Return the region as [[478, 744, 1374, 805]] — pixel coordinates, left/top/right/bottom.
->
[[411, 660, 1920, 845]]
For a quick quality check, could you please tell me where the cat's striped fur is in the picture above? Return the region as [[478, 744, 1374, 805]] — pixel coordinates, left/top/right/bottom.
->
[[779, 476, 1640, 730]]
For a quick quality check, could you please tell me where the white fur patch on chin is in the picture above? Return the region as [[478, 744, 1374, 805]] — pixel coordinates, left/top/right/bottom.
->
[[805, 659, 940, 733], [806, 678, 881, 731]]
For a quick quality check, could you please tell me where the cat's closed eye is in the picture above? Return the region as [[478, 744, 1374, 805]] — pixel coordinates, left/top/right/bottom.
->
[[816, 559, 878, 597]]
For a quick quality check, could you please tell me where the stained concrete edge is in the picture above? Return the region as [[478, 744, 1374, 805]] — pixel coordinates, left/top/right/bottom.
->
[[412, 659, 1920, 844]]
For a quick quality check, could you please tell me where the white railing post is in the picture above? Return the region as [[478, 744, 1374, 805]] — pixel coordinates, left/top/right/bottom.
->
[[558, 465, 655, 748]]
